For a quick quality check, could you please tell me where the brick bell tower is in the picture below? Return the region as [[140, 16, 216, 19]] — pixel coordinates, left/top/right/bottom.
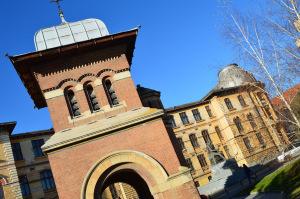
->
[[9, 8, 200, 199]]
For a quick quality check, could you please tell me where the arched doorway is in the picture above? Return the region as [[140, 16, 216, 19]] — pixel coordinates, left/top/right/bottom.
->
[[82, 150, 170, 199], [96, 169, 153, 199]]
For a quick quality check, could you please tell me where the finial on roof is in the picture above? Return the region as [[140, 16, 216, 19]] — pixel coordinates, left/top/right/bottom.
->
[[51, 0, 67, 24]]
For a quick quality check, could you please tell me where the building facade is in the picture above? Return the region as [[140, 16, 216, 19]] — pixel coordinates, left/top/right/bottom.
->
[[9, 17, 200, 199], [165, 64, 290, 186], [10, 129, 57, 199], [0, 125, 58, 199], [0, 122, 22, 199]]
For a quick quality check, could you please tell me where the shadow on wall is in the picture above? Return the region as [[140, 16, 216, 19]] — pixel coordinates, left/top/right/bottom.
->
[[198, 158, 282, 199]]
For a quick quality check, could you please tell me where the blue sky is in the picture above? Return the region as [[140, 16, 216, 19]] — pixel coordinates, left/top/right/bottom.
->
[[0, 0, 253, 133]]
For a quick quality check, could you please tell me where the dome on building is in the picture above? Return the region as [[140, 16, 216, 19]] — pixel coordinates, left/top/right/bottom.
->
[[34, 18, 109, 51], [216, 63, 257, 89]]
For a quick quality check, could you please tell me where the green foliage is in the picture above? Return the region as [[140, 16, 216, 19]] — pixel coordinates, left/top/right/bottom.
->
[[252, 158, 300, 199]]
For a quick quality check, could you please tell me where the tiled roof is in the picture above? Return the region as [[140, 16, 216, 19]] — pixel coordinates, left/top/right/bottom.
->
[[271, 83, 300, 107]]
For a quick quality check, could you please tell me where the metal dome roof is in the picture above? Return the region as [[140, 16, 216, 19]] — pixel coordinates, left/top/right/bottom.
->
[[216, 64, 257, 89], [34, 18, 109, 51]]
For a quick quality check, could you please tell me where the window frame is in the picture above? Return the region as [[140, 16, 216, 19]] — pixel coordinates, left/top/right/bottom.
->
[[40, 169, 56, 191], [224, 98, 234, 110], [243, 137, 253, 152], [234, 117, 244, 133], [177, 137, 185, 150], [169, 115, 177, 128], [205, 106, 213, 117], [256, 132, 265, 146], [189, 134, 199, 148], [103, 78, 119, 107], [192, 109, 202, 121], [65, 88, 81, 118], [31, 139, 45, 158], [179, 112, 190, 125], [215, 126, 223, 140], [238, 95, 247, 107], [19, 175, 31, 197], [12, 142, 24, 161], [84, 83, 100, 112], [197, 154, 208, 168], [247, 113, 257, 129], [185, 158, 194, 171]]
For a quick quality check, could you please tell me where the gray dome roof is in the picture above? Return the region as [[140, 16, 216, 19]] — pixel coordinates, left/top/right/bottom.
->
[[216, 64, 257, 89], [34, 18, 109, 51]]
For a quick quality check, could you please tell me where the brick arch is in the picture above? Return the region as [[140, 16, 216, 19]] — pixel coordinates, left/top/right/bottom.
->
[[57, 78, 78, 90], [81, 150, 169, 199], [96, 68, 116, 79], [78, 73, 97, 83]]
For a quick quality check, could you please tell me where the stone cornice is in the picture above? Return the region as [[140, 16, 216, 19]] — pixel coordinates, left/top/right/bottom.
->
[[43, 108, 164, 153]]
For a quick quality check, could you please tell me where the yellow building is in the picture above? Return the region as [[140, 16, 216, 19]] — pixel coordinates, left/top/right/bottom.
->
[[0, 122, 22, 199], [165, 64, 289, 186], [0, 123, 58, 199]]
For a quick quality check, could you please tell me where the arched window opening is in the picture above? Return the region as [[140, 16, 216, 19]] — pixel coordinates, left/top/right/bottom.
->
[[65, 89, 81, 117], [224, 98, 234, 110], [103, 78, 119, 107], [84, 84, 100, 112], [238, 95, 246, 107], [247, 113, 257, 129], [234, 117, 244, 133]]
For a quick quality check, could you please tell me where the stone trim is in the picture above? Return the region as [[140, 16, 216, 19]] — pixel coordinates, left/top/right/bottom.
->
[[67, 101, 127, 123], [44, 89, 64, 100], [81, 150, 195, 199], [152, 166, 193, 194], [43, 108, 164, 152], [81, 150, 169, 199], [43, 70, 130, 100], [113, 71, 131, 81]]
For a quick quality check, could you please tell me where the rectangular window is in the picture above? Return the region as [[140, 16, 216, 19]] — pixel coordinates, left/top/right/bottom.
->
[[205, 106, 213, 117], [31, 139, 45, 158], [12, 143, 23, 161], [179, 112, 189, 125], [256, 132, 265, 146], [238, 95, 247, 107], [169, 115, 177, 128], [197, 154, 207, 168], [243, 137, 253, 152], [215, 126, 223, 139], [247, 113, 257, 129], [192, 109, 202, 121], [40, 170, 56, 191], [202, 130, 215, 150], [224, 98, 234, 110], [177, 137, 185, 150], [185, 158, 194, 171], [19, 175, 31, 197], [189, 134, 199, 148]]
